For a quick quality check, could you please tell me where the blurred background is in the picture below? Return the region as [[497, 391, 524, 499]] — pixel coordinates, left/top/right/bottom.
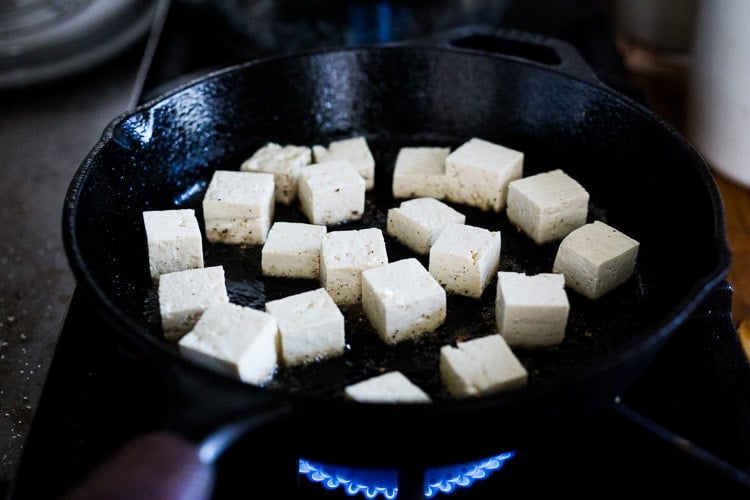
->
[[1, 0, 748, 497]]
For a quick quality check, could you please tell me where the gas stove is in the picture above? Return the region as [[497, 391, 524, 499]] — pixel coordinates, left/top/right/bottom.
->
[[8, 1, 750, 498]]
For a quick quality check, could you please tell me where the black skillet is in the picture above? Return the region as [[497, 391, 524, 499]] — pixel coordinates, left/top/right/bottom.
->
[[63, 27, 730, 470]]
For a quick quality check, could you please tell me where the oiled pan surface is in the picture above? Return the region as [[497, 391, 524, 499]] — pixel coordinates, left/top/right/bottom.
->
[[65, 46, 729, 402]]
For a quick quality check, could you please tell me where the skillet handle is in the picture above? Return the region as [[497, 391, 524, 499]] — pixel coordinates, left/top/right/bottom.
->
[[62, 361, 294, 500], [162, 358, 296, 465], [408, 25, 602, 87]]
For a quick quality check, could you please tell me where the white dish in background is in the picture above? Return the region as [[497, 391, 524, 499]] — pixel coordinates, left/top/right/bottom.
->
[[0, 0, 157, 89]]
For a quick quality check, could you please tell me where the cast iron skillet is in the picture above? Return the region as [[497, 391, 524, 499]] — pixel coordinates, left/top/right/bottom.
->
[[63, 28, 730, 467]]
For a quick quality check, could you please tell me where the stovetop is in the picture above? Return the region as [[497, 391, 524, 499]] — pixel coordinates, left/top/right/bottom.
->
[[9, 0, 750, 498], [9, 283, 750, 499]]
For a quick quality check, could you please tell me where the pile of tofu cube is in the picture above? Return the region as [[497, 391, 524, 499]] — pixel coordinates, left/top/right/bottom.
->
[[142, 135, 640, 402]]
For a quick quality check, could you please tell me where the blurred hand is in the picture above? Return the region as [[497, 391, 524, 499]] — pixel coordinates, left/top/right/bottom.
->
[[61, 431, 215, 500]]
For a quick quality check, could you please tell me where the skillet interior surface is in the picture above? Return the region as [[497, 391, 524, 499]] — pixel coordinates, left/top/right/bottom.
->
[[64, 45, 730, 405]]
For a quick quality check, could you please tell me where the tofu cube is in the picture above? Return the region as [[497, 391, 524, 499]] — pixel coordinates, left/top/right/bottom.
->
[[240, 142, 312, 205], [157, 265, 230, 342], [298, 160, 366, 225], [552, 221, 640, 299], [178, 302, 278, 385], [496, 272, 569, 348], [429, 223, 502, 298], [202, 170, 275, 245], [314, 136, 376, 190], [386, 197, 466, 255], [445, 137, 523, 212], [344, 371, 431, 403], [265, 288, 345, 367], [143, 209, 204, 283], [440, 334, 528, 396], [361, 258, 446, 345], [311, 144, 327, 162], [320, 228, 388, 305], [392, 146, 450, 199], [261, 222, 327, 279], [506, 169, 590, 245]]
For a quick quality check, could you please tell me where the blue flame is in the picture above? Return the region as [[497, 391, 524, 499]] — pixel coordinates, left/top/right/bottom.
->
[[172, 180, 205, 205], [376, 1, 391, 43], [299, 451, 514, 499], [347, 1, 393, 45], [299, 459, 398, 499], [423, 452, 515, 498]]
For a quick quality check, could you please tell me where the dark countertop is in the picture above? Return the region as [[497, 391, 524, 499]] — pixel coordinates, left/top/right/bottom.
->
[[0, 43, 145, 492]]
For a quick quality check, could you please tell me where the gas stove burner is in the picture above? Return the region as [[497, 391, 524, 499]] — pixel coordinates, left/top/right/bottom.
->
[[423, 452, 514, 497], [0, 0, 157, 89], [209, 0, 513, 60], [299, 459, 398, 499], [299, 451, 514, 499]]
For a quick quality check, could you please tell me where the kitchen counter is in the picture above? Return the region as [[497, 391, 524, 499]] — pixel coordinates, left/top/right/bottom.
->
[[716, 175, 750, 356], [0, 44, 145, 495]]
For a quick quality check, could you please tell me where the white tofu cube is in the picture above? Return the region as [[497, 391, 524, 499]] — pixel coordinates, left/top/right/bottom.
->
[[506, 169, 590, 245], [496, 272, 569, 348], [178, 302, 278, 385], [320, 228, 388, 305], [392, 146, 450, 199], [344, 371, 431, 403], [298, 160, 366, 225], [265, 288, 345, 367], [202, 170, 275, 245], [386, 197, 466, 255], [314, 136, 375, 190], [552, 221, 640, 299], [440, 334, 528, 396], [240, 142, 312, 205], [261, 222, 327, 279], [429, 223, 502, 298], [143, 209, 204, 283], [445, 137, 523, 212], [157, 265, 229, 342], [312, 144, 327, 162], [361, 258, 446, 345]]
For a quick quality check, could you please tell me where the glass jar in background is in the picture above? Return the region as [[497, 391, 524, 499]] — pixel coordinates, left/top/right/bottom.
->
[[609, 0, 697, 130]]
